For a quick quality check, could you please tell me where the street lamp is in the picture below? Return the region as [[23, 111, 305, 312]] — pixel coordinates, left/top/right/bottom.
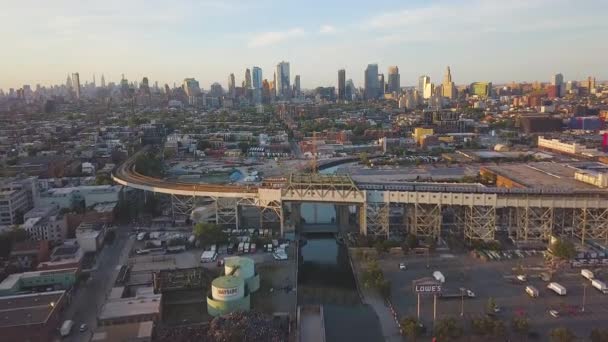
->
[[460, 288, 465, 317], [582, 283, 587, 312]]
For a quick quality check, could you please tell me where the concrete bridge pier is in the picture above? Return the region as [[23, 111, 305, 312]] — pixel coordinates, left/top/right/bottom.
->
[[335, 205, 351, 232]]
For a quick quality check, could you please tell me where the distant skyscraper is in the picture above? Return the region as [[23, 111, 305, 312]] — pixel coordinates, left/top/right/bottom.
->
[[262, 79, 271, 104], [387, 66, 400, 94], [71, 72, 81, 99], [378, 74, 385, 95], [252, 67, 263, 104], [275, 61, 290, 99], [140, 77, 150, 95], [338, 69, 346, 101], [424, 82, 434, 99], [364, 64, 379, 100], [100, 74, 106, 88], [294, 75, 301, 97], [419, 76, 430, 94], [228, 73, 236, 98], [441, 66, 455, 99], [66, 74, 72, 90], [552, 73, 564, 97], [245, 68, 252, 89], [345, 79, 355, 100], [252, 67, 263, 89], [182, 78, 200, 97]]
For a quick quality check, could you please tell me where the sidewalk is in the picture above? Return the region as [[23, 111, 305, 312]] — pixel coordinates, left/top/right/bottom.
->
[[351, 259, 403, 342]]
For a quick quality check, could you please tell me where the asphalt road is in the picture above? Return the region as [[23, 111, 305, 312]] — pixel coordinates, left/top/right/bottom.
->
[[61, 225, 135, 342], [380, 252, 608, 341]]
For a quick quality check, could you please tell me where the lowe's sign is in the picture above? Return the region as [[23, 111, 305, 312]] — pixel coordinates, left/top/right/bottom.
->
[[413, 278, 442, 294]]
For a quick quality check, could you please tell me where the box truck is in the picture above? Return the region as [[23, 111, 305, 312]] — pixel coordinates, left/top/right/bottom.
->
[[591, 279, 608, 294], [525, 285, 539, 298], [547, 282, 567, 296], [581, 269, 595, 280]]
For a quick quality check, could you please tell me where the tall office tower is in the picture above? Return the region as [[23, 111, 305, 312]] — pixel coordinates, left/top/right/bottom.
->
[[275, 61, 290, 98], [252, 67, 263, 104], [72, 73, 81, 99], [294, 75, 301, 97], [552, 73, 564, 97], [252, 67, 263, 89], [140, 77, 150, 95], [378, 74, 385, 95], [387, 66, 400, 94], [245, 68, 252, 89], [364, 64, 379, 100], [345, 79, 355, 101], [228, 73, 236, 98], [423, 82, 434, 99], [419, 75, 430, 94], [587, 76, 596, 92], [66, 74, 73, 90], [182, 78, 200, 97], [441, 66, 455, 99], [338, 69, 346, 101], [262, 79, 271, 104], [100, 74, 106, 88], [92, 74, 96, 87]]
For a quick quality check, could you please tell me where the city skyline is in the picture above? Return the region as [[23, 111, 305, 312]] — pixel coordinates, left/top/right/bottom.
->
[[1, 0, 608, 90]]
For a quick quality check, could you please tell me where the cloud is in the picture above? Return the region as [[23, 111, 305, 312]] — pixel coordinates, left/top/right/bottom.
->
[[319, 25, 337, 34], [365, 0, 594, 46], [248, 28, 305, 47]]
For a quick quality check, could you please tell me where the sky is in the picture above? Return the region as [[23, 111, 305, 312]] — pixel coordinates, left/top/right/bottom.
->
[[1, 0, 607, 90]]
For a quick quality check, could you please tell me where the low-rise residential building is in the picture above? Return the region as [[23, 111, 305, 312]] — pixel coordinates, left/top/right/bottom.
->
[[0, 290, 68, 342], [8, 240, 51, 271], [98, 287, 162, 326], [0, 268, 78, 296], [38, 185, 122, 210], [0, 186, 30, 225], [22, 211, 68, 243], [76, 222, 107, 253]]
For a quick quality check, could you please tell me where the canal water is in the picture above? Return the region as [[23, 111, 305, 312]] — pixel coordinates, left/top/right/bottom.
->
[[297, 166, 384, 342]]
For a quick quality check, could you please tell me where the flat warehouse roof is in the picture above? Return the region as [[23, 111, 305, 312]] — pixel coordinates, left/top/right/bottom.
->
[[484, 162, 599, 190]]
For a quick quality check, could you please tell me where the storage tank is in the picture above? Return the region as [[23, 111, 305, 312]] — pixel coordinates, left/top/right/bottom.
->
[[225, 256, 255, 279], [224, 256, 260, 293], [211, 276, 245, 302]]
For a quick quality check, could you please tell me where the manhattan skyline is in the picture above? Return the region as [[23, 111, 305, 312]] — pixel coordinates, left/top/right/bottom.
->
[[1, 0, 607, 90]]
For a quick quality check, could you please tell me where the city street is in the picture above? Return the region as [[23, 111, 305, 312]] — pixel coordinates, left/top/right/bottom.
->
[[62, 225, 135, 342]]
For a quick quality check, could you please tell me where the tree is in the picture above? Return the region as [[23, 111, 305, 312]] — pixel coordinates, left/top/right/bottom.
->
[[550, 328, 576, 342], [193, 223, 227, 247], [197, 140, 212, 150], [95, 174, 112, 185], [590, 329, 608, 342], [512, 316, 530, 340], [405, 234, 418, 249], [237, 141, 250, 154], [434, 318, 463, 341], [549, 238, 576, 260], [401, 317, 424, 341], [486, 297, 497, 313], [359, 152, 369, 165]]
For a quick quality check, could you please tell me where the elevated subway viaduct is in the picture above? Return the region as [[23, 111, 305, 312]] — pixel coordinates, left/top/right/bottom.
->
[[112, 154, 608, 244]]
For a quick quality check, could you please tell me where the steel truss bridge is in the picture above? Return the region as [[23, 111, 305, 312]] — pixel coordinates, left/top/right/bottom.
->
[[112, 154, 608, 244]]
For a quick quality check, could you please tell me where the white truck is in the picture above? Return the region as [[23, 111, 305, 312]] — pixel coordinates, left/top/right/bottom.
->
[[525, 285, 539, 298], [591, 279, 608, 294], [581, 269, 595, 280], [433, 271, 445, 283], [60, 320, 74, 337], [547, 282, 567, 296]]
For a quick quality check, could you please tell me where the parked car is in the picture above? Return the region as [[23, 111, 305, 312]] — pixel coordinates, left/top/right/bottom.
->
[[399, 263, 406, 270], [79, 324, 88, 333]]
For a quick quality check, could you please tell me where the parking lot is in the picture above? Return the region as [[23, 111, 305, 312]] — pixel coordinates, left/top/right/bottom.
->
[[380, 251, 608, 340]]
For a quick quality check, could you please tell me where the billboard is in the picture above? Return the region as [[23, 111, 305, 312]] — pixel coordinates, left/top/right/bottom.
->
[[413, 277, 442, 295]]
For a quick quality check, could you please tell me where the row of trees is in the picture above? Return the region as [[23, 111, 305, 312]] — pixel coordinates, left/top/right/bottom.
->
[[360, 260, 391, 300], [400, 315, 608, 341]]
